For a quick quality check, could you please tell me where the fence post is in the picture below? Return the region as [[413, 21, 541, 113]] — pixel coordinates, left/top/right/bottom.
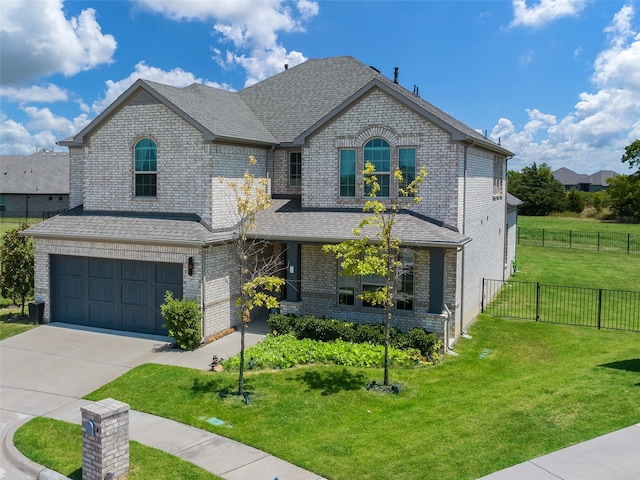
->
[[481, 278, 485, 313], [535, 283, 540, 322], [569, 230, 572, 249], [542, 229, 545, 247], [597, 232, 600, 252], [597, 289, 602, 329], [628, 234, 631, 254]]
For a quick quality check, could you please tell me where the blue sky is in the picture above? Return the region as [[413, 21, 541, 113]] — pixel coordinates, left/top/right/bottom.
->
[[1, 0, 639, 174]]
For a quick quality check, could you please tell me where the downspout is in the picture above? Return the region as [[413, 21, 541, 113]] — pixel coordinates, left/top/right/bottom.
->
[[502, 155, 514, 281], [201, 246, 207, 338]]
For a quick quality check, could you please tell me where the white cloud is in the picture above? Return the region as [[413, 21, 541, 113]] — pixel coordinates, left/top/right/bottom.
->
[[496, 4, 640, 173], [134, 0, 319, 87], [0, 84, 68, 103], [0, 113, 59, 155], [510, 0, 587, 28], [0, 0, 117, 85], [518, 50, 535, 67]]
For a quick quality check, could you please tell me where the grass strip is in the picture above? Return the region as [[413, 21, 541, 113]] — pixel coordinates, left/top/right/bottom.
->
[[14, 417, 222, 480]]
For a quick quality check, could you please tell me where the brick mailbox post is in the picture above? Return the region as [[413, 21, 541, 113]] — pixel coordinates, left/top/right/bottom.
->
[[81, 398, 130, 480]]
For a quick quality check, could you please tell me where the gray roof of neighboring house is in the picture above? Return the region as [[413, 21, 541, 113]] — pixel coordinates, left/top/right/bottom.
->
[[0, 150, 69, 194], [252, 198, 470, 248], [552, 167, 591, 185], [589, 170, 618, 186], [553, 167, 619, 187]]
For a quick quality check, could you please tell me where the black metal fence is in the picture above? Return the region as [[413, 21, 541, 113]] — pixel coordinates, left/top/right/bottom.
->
[[482, 278, 640, 332], [517, 227, 640, 254]]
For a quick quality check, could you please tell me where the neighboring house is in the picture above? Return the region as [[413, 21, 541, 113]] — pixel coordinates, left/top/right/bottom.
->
[[0, 150, 70, 218], [553, 167, 618, 192], [506, 193, 523, 276], [24, 56, 514, 347]]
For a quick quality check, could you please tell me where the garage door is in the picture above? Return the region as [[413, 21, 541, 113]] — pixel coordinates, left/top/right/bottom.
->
[[51, 255, 183, 335]]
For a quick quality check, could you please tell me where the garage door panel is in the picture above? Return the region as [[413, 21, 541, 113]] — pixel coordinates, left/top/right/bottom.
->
[[89, 304, 119, 329], [57, 278, 86, 300], [89, 258, 116, 280], [52, 255, 183, 335], [88, 281, 115, 303]]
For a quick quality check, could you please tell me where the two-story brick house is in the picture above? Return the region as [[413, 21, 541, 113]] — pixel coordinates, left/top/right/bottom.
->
[[24, 56, 514, 347]]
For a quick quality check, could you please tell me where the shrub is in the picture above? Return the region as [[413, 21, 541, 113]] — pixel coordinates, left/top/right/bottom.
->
[[161, 291, 202, 350], [223, 334, 426, 370], [268, 313, 440, 360], [567, 189, 585, 213]]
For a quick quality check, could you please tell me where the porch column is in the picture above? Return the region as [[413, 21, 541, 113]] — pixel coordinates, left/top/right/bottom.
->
[[285, 242, 301, 302]]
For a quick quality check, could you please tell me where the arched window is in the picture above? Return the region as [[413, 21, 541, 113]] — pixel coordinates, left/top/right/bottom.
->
[[134, 138, 157, 197], [364, 138, 390, 197]]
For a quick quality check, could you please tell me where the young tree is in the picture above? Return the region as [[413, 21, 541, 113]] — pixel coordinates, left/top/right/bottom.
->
[[621, 139, 640, 170], [222, 156, 285, 395], [0, 224, 34, 315], [508, 162, 567, 216], [323, 162, 427, 386], [567, 189, 585, 214]]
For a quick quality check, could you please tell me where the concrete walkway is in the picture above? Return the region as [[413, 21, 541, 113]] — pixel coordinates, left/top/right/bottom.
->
[[1, 320, 324, 480], [2, 321, 639, 480]]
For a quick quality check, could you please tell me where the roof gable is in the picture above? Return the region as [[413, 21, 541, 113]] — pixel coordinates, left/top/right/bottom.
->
[[60, 79, 277, 147]]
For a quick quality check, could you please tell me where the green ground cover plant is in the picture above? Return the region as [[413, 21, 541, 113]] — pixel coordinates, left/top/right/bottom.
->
[[14, 417, 222, 480], [85, 315, 640, 480]]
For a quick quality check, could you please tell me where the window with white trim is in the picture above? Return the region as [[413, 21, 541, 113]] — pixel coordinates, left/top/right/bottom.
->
[[398, 148, 416, 196]]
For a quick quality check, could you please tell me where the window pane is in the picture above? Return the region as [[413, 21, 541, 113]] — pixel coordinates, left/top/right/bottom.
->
[[338, 275, 355, 305], [364, 138, 390, 172], [135, 174, 157, 197], [399, 148, 416, 195], [135, 139, 157, 173], [340, 149, 356, 197], [397, 250, 414, 311], [289, 152, 301, 187]]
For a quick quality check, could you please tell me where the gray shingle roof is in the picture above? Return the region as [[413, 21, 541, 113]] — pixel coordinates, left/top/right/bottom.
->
[[506, 193, 523, 208], [552, 167, 591, 185], [589, 170, 618, 186], [239, 56, 512, 156], [143, 81, 277, 145], [23, 208, 234, 246], [0, 150, 69, 194], [252, 198, 469, 247]]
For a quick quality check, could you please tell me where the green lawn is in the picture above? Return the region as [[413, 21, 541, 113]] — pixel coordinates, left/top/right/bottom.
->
[[515, 245, 640, 290], [0, 309, 38, 340], [518, 215, 640, 233], [14, 418, 222, 480], [84, 316, 640, 480]]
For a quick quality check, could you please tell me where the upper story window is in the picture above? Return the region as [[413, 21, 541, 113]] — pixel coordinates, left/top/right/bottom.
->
[[399, 148, 416, 197], [289, 152, 301, 187], [493, 156, 503, 197], [339, 149, 356, 197], [364, 138, 390, 197], [134, 138, 157, 197]]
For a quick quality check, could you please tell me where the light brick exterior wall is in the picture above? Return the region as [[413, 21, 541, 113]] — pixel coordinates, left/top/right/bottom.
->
[[202, 243, 240, 335], [458, 146, 507, 330], [286, 244, 455, 337], [301, 88, 460, 227], [82, 103, 214, 225], [506, 207, 518, 278], [271, 148, 302, 196], [69, 146, 84, 208]]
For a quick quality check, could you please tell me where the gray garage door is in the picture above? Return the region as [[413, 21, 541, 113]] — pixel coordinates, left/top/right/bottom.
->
[[51, 255, 183, 335]]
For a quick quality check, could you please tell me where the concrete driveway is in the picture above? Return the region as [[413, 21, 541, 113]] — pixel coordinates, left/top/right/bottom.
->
[[1, 323, 174, 479]]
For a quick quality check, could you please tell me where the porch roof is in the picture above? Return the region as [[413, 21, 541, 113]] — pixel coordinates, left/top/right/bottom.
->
[[252, 198, 470, 248]]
